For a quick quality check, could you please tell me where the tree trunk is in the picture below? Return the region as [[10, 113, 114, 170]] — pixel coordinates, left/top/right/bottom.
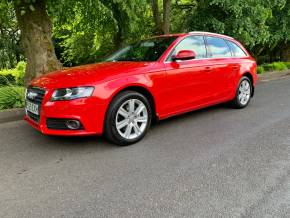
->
[[14, 0, 61, 85], [281, 43, 290, 62], [151, 0, 163, 34], [162, 0, 171, 34], [111, 1, 126, 51]]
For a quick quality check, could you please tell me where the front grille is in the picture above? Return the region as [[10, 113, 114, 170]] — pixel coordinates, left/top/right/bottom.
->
[[46, 118, 84, 130], [27, 111, 40, 123], [26, 87, 46, 123], [26, 87, 46, 104]]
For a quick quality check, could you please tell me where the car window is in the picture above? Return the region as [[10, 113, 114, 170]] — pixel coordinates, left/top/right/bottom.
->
[[206, 36, 232, 58], [106, 36, 177, 62], [168, 36, 207, 61], [227, 40, 247, 57]]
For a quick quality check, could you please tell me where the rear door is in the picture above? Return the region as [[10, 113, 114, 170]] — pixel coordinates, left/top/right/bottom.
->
[[226, 40, 249, 89], [205, 36, 234, 100]]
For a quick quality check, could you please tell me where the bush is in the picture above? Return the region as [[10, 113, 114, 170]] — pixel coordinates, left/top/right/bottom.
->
[[0, 86, 25, 110], [272, 62, 288, 71], [257, 66, 265, 74], [0, 61, 26, 86], [0, 74, 16, 85], [261, 62, 289, 72], [261, 63, 273, 72], [284, 62, 290, 69]]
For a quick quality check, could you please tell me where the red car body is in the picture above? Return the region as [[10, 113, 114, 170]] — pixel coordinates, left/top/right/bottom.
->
[[25, 32, 257, 136]]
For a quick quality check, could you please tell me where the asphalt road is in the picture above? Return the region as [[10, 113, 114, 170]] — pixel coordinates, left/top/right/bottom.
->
[[1, 78, 290, 218]]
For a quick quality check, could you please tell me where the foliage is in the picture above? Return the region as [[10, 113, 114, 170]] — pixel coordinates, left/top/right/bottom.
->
[[266, 0, 290, 50], [259, 62, 290, 74], [272, 62, 288, 71], [0, 86, 25, 110], [263, 62, 287, 72], [285, 62, 290, 69], [50, 0, 152, 66], [1, 0, 290, 73], [184, 0, 272, 49], [174, 0, 290, 60], [257, 66, 265, 74], [0, 1, 23, 69], [48, 0, 290, 65], [0, 61, 26, 85]]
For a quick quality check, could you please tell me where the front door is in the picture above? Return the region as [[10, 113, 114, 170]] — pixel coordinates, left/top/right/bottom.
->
[[161, 35, 213, 116]]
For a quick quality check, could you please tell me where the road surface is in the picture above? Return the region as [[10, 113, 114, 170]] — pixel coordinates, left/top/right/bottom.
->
[[1, 78, 290, 218]]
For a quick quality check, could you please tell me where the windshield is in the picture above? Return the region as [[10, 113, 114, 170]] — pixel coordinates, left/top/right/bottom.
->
[[106, 36, 177, 62]]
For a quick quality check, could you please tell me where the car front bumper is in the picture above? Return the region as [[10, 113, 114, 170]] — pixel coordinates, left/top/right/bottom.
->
[[24, 96, 108, 136]]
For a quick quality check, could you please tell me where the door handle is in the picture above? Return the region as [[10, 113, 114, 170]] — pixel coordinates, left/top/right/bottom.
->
[[232, 65, 239, 70], [205, 66, 211, 72]]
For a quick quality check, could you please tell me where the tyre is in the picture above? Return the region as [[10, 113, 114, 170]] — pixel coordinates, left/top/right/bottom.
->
[[104, 91, 152, 146], [230, 76, 252, 109]]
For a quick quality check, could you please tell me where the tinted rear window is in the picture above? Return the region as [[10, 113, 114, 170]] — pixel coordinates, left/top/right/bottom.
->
[[227, 40, 247, 57]]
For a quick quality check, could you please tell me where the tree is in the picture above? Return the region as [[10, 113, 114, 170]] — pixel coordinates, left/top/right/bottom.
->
[[0, 1, 22, 69], [14, 0, 61, 84], [150, 0, 172, 34], [8, 0, 150, 82], [267, 0, 290, 61], [51, 0, 150, 66], [163, 0, 171, 34], [3, 0, 290, 82], [177, 0, 290, 61]]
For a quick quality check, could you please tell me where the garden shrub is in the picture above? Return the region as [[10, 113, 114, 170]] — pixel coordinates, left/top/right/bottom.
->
[[15, 61, 26, 85], [272, 62, 288, 71], [262, 64, 273, 72], [284, 62, 290, 69], [0, 61, 26, 86], [259, 62, 290, 73], [0, 74, 16, 85], [257, 66, 265, 74], [0, 86, 25, 110]]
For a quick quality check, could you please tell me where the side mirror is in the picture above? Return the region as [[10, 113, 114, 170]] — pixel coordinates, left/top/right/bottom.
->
[[172, 50, 196, 61]]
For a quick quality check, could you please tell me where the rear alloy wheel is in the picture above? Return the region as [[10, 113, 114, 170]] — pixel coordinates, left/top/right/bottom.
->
[[104, 91, 152, 146], [231, 76, 252, 108]]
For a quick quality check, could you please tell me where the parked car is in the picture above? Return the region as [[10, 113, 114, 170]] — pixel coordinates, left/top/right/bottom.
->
[[25, 32, 257, 145]]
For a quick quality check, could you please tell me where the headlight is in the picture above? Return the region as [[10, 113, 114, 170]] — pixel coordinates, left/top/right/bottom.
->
[[51, 87, 94, 101]]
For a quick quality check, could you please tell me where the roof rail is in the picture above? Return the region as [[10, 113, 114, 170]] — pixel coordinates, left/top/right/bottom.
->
[[189, 31, 234, 39]]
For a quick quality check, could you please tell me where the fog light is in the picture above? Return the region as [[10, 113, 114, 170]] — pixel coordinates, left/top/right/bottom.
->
[[66, 120, 81, 130]]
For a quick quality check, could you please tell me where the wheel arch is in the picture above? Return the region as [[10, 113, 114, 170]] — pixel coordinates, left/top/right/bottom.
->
[[108, 85, 158, 122], [242, 72, 255, 97]]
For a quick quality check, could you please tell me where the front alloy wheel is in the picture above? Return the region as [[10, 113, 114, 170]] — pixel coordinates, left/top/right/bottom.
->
[[104, 91, 152, 145], [116, 99, 148, 140]]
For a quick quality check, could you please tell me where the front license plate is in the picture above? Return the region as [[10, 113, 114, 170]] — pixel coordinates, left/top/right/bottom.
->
[[26, 101, 39, 115]]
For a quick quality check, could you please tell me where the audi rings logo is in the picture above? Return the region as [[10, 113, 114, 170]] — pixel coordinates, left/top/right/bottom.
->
[[27, 91, 38, 100]]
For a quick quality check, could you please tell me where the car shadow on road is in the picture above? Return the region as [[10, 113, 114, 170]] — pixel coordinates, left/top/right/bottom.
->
[[153, 103, 232, 128], [29, 130, 116, 152]]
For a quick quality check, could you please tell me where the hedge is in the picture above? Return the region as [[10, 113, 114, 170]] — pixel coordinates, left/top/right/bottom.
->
[[258, 62, 290, 74], [0, 61, 26, 86]]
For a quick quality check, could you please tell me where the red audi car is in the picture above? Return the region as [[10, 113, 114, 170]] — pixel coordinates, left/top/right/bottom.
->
[[25, 32, 257, 145]]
